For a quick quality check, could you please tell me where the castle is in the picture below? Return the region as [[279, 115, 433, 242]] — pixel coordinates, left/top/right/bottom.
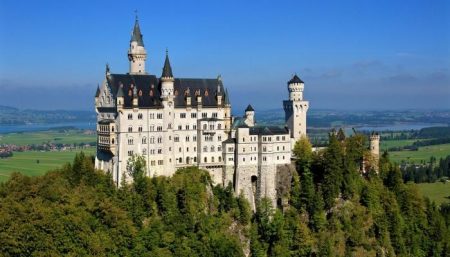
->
[[94, 17, 309, 209]]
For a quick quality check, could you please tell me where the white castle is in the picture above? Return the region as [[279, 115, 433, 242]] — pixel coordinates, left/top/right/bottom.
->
[[94, 17, 309, 209]]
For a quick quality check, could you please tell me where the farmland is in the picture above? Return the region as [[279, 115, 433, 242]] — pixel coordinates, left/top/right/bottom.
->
[[0, 149, 95, 182], [416, 182, 450, 206], [0, 129, 96, 146]]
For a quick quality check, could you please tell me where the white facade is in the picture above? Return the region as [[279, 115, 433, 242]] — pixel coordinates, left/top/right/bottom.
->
[[94, 18, 309, 209]]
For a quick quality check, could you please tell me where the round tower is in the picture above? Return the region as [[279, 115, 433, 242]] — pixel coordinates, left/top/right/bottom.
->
[[283, 74, 309, 144], [128, 16, 147, 74], [288, 74, 304, 101], [244, 104, 255, 127], [369, 132, 380, 157], [369, 132, 380, 172]]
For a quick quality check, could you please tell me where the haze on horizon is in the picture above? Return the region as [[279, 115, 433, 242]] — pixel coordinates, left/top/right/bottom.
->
[[0, 0, 449, 112]]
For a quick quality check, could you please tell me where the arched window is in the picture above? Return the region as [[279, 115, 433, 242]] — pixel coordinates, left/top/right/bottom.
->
[[218, 124, 222, 130], [142, 148, 147, 155], [112, 138, 115, 144], [211, 157, 215, 162], [203, 124, 207, 130], [204, 157, 207, 163], [142, 137, 147, 144], [218, 156, 222, 162], [150, 137, 155, 144]]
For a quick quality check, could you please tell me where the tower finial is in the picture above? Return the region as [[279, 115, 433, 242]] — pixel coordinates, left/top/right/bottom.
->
[[134, 9, 138, 21], [166, 47, 168, 56]]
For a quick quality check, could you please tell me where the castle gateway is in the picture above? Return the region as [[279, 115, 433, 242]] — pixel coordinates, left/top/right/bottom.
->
[[95, 17, 308, 210]]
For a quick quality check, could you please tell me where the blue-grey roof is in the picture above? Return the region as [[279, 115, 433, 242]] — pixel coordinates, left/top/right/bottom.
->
[[106, 74, 227, 109], [131, 18, 144, 46], [288, 74, 304, 84], [162, 51, 173, 78]]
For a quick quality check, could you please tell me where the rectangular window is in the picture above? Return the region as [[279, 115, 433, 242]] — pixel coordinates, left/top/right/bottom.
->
[[193, 125, 197, 130], [202, 113, 207, 118], [174, 136, 179, 142], [158, 160, 163, 165], [138, 126, 143, 132], [185, 125, 189, 130], [191, 113, 197, 118], [193, 136, 197, 141], [128, 127, 132, 132], [178, 125, 182, 130], [180, 113, 186, 118], [157, 113, 163, 119], [212, 113, 218, 118], [150, 113, 155, 119], [157, 126, 163, 131], [128, 150, 134, 156]]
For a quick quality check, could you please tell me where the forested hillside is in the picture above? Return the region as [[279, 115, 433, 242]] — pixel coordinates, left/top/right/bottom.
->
[[1, 134, 449, 256]]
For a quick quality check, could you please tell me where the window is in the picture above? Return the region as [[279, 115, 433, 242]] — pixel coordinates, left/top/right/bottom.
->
[[212, 113, 218, 118], [128, 138, 133, 145], [142, 137, 147, 144], [150, 149, 155, 154], [157, 113, 163, 119], [218, 124, 222, 130], [157, 126, 163, 131], [203, 146, 207, 152], [218, 146, 222, 151], [180, 113, 186, 118], [150, 125, 155, 131], [203, 124, 207, 130], [138, 113, 143, 119], [157, 137, 162, 143], [158, 149, 162, 154], [277, 156, 279, 160], [211, 146, 215, 152], [179, 158, 183, 163], [191, 113, 197, 118], [128, 126, 132, 132], [243, 147, 245, 152], [150, 113, 155, 119], [263, 146, 267, 152], [194, 157, 197, 162], [218, 156, 222, 162], [128, 114, 133, 120], [277, 146, 279, 151], [212, 157, 215, 162], [151, 160, 156, 166], [276, 136, 280, 141], [209, 124, 214, 130], [174, 136, 179, 142], [158, 160, 163, 165], [282, 136, 285, 140], [218, 135, 222, 141], [179, 147, 182, 153], [194, 147, 196, 152], [243, 158, 245, 162], [243, 137, 245, 142], [228, 147, 234, 152], [185, 125, 189, 130], [186, 147, 189, 152], [112, 138, 115, 144], [186, 136, 190, 142], [128, 150, 134, 156], [138, 126, 143, 132], [283, 146, 285, 150], [142, 148, 147, 155], [193, 125, 197, 130], [202, 113, 207, 118], [193, 136, 197, 141], [204, 157, 207, 163]]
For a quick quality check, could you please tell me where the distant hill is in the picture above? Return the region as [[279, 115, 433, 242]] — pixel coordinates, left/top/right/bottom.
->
[[0, 106, 95, 125], [256, 108, 450, 128]]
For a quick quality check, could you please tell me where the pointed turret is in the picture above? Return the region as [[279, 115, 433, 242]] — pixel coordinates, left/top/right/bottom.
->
[[245, 104, 254, 112], [130, 16, 144, 46], [160, 50, 175, 98], [95, 84, 101, 97], [128, 15, 147, 74], [288, 74, 304, 84], [161, 50, 173, 79]]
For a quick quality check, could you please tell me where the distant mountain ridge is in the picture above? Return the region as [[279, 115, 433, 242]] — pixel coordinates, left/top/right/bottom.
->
[[0, 105, 96, 125]]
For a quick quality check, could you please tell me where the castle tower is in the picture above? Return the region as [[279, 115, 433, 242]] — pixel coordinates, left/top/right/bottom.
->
[[283, 74, 309, 144], [128, 16, 147, 74], [244, 104, 255, 127], [369, 132, 380, 172], [161, 50, 174, 99]]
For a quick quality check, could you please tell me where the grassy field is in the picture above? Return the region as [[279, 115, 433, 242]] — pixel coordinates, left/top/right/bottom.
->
[[380, 139, 418, 151], [416, 182, 450, 206], [388, 143, 450, 163], [0, 130, 96, 146], [0, 148, 95, 182]]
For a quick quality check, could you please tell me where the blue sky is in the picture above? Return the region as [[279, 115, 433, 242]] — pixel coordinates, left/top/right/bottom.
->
[[0, 0, 449, 111]]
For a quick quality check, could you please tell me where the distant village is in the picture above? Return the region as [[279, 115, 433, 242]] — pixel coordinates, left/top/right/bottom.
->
[[0, 130, 96, 158]]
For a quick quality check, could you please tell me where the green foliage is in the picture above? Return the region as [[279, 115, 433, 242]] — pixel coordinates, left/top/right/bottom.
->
[[0, 154, 247, 256]]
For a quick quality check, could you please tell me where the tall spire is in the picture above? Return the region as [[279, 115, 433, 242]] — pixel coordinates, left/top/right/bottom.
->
[[161, 49, 173, 78], [130, 13, 144, 46]]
